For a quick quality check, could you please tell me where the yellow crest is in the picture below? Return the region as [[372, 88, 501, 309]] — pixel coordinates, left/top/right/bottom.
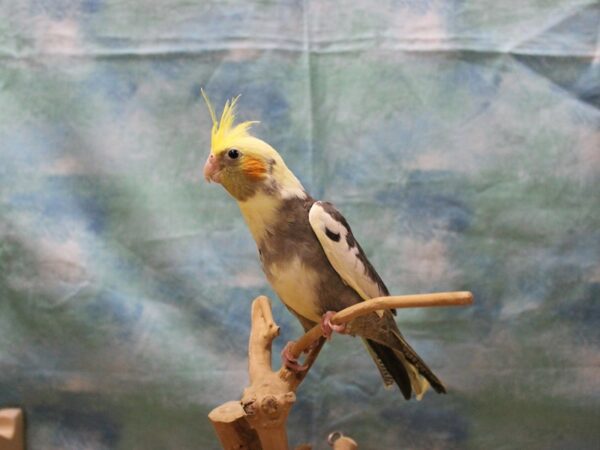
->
[[201, 89, 258, 154]]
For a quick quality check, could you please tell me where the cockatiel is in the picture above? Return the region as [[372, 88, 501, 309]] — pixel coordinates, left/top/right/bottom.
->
[[201, 92, 446, 400]]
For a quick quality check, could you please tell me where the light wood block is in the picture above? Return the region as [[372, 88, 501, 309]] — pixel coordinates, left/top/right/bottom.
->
[[0, 409, 24, 450]]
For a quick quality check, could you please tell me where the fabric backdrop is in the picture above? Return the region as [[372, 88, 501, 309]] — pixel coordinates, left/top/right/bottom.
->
[[1, 1, 599, 449]]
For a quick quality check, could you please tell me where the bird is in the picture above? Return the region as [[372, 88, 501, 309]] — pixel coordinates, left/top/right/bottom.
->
[[201, 91, 446, 400]]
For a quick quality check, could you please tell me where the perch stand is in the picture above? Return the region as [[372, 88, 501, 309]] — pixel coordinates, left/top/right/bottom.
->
[[209, 291, 473, 450]]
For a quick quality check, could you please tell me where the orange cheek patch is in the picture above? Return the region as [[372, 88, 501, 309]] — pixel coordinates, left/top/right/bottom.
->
[[242, 156, 267, 181]]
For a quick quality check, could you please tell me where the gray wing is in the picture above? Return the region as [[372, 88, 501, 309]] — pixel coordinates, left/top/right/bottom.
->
[[308, 201, 395, 315]]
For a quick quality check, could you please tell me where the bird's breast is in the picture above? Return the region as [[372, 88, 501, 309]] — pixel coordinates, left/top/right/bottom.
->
[[264, 256, 322, 323]]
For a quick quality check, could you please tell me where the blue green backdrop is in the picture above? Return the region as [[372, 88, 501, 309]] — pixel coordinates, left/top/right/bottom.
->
[[1, 1, 599, 448]]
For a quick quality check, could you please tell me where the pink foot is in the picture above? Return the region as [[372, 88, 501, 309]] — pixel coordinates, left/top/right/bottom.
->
[[320, 311, 347, 340], [281, 341, 308, 372]]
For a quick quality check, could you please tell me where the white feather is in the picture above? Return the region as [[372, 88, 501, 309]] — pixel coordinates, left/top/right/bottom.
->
[[309, 202, 386, 315]]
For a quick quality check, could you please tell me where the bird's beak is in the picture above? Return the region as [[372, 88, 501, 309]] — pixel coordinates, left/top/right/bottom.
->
[[203, 154, 221, 183]]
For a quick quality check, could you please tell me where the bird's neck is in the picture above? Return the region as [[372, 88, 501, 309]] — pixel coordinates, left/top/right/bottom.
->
[[237, 175, 307, 243], [237, 192, 279, 242]]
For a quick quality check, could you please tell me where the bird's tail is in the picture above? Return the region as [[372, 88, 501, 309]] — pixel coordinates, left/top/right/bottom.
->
[[363, 336, 446, 400]]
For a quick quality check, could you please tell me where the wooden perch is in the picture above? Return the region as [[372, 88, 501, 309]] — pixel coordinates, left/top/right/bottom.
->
[[209, 291, 473, 450], [288, 291, 473, 359], [210, 296, 324, 450]]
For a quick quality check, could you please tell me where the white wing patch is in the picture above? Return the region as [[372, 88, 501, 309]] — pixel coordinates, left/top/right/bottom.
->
[[309, 202, 386, 314]]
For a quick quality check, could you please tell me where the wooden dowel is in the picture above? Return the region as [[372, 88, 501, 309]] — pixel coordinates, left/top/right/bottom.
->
[[331, 291, 473, 325], [291, 327, 324, 358], [289, 291, 473, 358]]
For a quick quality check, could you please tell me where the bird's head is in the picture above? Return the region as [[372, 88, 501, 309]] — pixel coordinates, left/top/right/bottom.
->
[[201, 90, 304, 202]]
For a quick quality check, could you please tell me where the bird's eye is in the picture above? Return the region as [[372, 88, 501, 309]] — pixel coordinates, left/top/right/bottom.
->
[[227, 149, 240, 159]]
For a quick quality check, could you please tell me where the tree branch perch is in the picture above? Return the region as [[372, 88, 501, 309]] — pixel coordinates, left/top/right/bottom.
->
[[208, 291, 473, 449], [287, 291, 473, 359]]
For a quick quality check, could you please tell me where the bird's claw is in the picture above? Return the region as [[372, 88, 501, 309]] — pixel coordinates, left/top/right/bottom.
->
[[281, 341, 308, 372], [321, 311, 347, 340]]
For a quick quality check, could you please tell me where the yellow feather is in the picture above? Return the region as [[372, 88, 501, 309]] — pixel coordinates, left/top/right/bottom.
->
[[201, 89, 259, 155], [201, 89, 306, 201]]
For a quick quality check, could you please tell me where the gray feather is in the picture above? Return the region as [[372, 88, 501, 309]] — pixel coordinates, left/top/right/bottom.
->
[[258, 195, 445, 398]]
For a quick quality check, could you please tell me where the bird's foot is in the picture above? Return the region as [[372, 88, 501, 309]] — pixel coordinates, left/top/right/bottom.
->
[[320, 311, 347, 340], [281, 341, 308, 372]]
